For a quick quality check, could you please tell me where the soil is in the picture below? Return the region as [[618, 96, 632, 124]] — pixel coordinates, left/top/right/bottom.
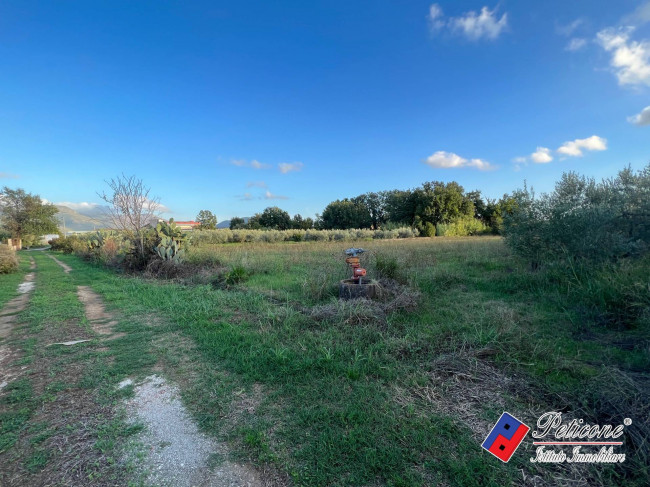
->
[[0, 272, 35, 339], [47, 254, 73, 273], [125, 375, 262, 487], [76, 286, 124, 339]]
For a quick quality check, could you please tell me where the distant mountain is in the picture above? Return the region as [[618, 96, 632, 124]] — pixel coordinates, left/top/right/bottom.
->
[[217, 217, 249, 229], [69, 204, 112, 220], [55, 205, 109, 232]]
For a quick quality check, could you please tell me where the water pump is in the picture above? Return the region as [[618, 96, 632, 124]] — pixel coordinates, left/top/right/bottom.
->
[[344, 247, 367, 283]]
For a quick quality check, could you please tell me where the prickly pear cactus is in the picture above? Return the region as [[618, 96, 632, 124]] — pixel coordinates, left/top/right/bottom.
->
[[87, 231, 106, 250], [154, 219, 187, 262]]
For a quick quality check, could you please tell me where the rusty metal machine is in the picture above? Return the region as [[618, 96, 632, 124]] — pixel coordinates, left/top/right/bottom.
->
[[344, 247, 366, 283]]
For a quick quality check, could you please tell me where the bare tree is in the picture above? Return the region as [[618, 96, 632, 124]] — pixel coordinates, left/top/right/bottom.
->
[[98, 174, 162, 260]]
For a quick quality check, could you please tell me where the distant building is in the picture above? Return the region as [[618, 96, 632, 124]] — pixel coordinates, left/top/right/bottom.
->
[[155, 219, 202, 231], [175, 221, 201, 231], [156, 220, 200, 231]]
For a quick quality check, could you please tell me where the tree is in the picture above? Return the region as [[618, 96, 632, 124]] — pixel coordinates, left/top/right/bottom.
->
[[246, 214, 263, 229], [0, 187, 59, 245], [416, 181, 474, 226], [196, 210, 217, 230], [320, 199, 372, 229], [258, 207, 291, 230], [384, 190, 417, 226], [229, 217, 246, 229], [467, 190, 487, 222], [291, 214, 314, 230], [354, 192, 388, 229], [98, 175, 161, 262]]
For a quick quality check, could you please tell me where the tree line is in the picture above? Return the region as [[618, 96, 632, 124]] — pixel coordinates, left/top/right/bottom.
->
[[225, 181, 516, 235], [1, 178, 514, 243]]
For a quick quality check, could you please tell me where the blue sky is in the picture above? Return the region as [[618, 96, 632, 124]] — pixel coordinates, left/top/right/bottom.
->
[[1, 1, 649, 221]]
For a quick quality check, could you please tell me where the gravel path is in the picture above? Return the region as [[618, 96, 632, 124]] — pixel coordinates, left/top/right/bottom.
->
[[125, 375, 261, 487]]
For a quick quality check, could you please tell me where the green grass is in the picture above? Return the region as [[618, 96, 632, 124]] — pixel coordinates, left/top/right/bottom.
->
[[0, 252, 149, 484], [2, 238, 648, 486]]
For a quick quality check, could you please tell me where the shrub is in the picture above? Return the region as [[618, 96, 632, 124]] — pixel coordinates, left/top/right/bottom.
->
[[0, 244, 18, 274], [436, 217, 489, 236], [212, 265, 250, 288], [225, 265, 249, 285], [503, 165, 650, 266], [99, 237, 122, 266], [421, 222, 436, 237], [49, 236, 74, 253], [502, 164, 650, 329], [187, 227, 419, 245]]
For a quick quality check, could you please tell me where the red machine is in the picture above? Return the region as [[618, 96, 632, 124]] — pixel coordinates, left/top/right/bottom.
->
[[345, 248, 366, 283]]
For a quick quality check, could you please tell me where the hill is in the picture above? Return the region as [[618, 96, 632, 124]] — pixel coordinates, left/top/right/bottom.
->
[[217, 217, 250, 229], [55, 205, 107, 232]]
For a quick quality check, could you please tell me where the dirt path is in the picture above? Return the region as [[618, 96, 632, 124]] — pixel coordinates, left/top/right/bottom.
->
[[74, 284, 268, 485], [0, 272, 36, 339], [2, 258, 276, 486], [126, 376, 262, 487], [47, 254, 73, 273], [77, 286, 124, 339], [0, 267, 36, 392]]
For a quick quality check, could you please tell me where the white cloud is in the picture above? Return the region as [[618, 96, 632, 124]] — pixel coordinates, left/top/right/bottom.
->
[[512, 156, 527, 164], [428, 4, 508, 41], [596, 27, 650, 86], [56, 201, 101, 211], [250, 159, 270, 169], [238, 193, 254, 201], [423, 151, 494, 171], [264, 190, 289, 200], [427, 3, 445, 31], [622, 1, 650, 26], [230, 159, 271, 169], [627, 105, 650, 126], [450, 6, 508, 41], [566, 38, 587, 51], [531, 147, 553, 163], [0, 172, 19, 179], [557, 135, 607, 157], [247, 181, 268, 188], [278, 162, 303, 174], [556, 19, 584, 37]]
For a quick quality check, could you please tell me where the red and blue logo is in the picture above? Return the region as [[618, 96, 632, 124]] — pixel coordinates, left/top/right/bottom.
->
[[482, 412, 530, 462]]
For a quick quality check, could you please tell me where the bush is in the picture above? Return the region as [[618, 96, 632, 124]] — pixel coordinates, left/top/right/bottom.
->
[[49, 236, 73, 253], [503, 165, 650, 267], [421, 222, 436, 237], [436, 217, 490, 236], [212, 265, 250, 288], [187, 227, 418, 245], [0, 244, 18, 274], [502, 165, 650, 329]]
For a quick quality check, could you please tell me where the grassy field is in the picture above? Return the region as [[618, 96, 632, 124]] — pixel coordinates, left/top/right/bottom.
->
[[1, 237, 648, 486]]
